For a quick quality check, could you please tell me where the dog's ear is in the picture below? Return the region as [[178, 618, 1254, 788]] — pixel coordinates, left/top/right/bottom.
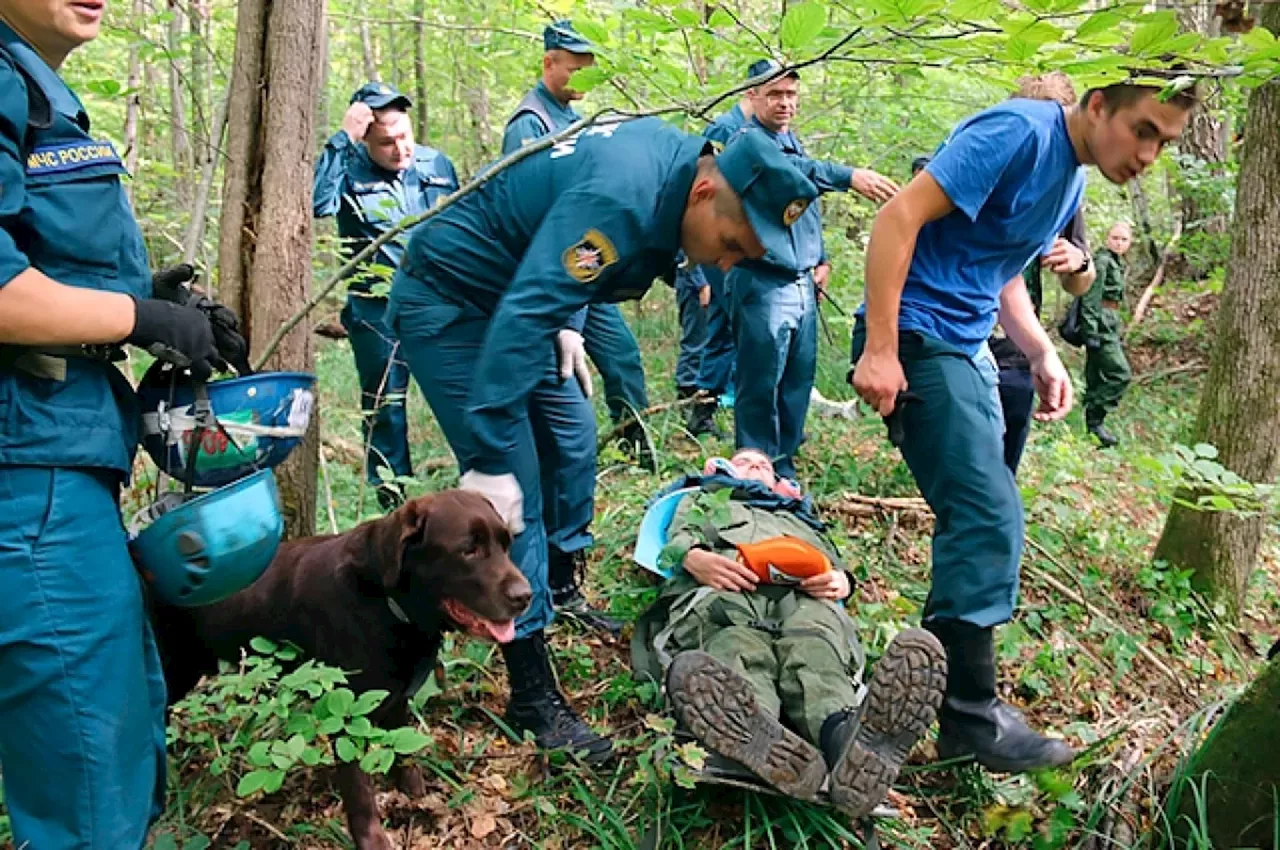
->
[[360, 495, 434, 590]]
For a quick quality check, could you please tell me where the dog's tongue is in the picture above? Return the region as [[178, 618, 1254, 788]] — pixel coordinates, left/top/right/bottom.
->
[[485, 619, 517, 643]]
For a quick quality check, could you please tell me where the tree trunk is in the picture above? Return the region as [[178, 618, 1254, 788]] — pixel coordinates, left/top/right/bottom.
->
[[187, 0, 210, 147], [1127, 178, 1163, 274], [123, 0, 144, 206], [1170, 657, 1280, 848], [166, 0, 192, 210], [359, 19, 380, 82], [414, 0, 428, 141], [1152, 0, 1280, 620], [217, 0, 324, 537]]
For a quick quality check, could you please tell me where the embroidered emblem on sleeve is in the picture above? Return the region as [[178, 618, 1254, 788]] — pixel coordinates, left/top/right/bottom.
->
[[562, 229, 619, 283], [782, 198, 809, 226]]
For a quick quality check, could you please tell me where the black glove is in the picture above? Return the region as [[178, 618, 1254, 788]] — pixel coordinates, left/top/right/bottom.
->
[[127, 299, 219, 381], [150, 264, 252, 374]]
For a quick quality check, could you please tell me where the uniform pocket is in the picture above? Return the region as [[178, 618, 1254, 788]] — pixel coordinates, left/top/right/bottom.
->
[[24, 171, 127, 279]]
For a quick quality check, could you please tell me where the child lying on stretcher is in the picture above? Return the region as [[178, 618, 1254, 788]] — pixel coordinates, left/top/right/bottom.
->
[[631, 448, 947, 816]]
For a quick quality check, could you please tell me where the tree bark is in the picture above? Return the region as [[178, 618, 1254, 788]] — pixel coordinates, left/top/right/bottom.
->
[[414, 0, 429, 141], [1170, 658, 1280, 848], [1152, 0, 1280, 620], [359, 19, 380, 82], [1127, 178, 1163, 273], [216, 0, 323, 537], [122, 0, 144, 207], [166, 0, 192, 209]]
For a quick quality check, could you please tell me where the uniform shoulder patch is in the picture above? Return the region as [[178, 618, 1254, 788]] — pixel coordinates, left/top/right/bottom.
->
[[563, 229, 619, 284], [782, 198, 809, 226]]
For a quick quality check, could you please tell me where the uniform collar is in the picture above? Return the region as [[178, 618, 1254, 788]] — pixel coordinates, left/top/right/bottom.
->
[[647, 135, 709, 251], [747, 115, 799, 148], [0, 20, 86, 123], [535, 80, 580, 120]]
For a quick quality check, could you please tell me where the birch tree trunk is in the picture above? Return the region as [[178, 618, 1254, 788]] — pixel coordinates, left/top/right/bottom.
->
[[166, 0, 192, 209], [123, 0, 144, 206]]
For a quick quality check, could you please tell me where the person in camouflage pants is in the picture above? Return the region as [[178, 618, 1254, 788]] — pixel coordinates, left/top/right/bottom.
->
[[1081, 222, 1134, 447], [631, 449, 946, 816]]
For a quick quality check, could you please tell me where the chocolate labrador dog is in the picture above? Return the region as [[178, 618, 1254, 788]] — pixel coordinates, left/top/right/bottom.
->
[[154, 489, 531, 850]]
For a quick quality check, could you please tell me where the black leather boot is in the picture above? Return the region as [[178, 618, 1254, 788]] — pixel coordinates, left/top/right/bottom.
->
[[1086, 410, 1119, 448], [926, 619, 1076, 772], [548, 548, 623, 637], [685, 397, 725, 438], [819, 628, 947, 816], [501, 631, 613, 764]]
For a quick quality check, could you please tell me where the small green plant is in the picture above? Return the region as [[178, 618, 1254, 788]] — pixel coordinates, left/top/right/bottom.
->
[[1141, 443, 1278, 516], [168, 638, 433, 800]]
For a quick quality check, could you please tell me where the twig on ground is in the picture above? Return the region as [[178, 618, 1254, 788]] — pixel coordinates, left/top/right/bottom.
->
[[239, 809, 294, 844], [318, 445, 339, 534], [596, 395, 702, 446], [1133, 361, 1207, 385]]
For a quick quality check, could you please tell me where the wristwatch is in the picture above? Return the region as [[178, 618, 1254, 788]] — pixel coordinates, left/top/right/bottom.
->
[[1072, 253, 1092, 275]]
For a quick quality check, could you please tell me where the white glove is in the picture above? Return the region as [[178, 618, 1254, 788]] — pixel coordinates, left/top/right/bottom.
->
[[555, 329, 594, 398], [459, 470, 525, 535]]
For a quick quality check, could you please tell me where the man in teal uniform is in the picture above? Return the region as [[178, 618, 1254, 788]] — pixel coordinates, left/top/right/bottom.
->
[[1080, 221, 1133, 447], [501, 20, 649, 634], [387, 120, 817, 761], [314, 81, 459, 509], [852, 80, 1194, 771], [730, 59, 898, 480], [0, 2, 243, 846], [681, 92, 753, 437]]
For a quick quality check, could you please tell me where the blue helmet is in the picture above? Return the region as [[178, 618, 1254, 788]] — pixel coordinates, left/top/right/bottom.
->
[[138, 363, 316, 489], [131, 469, 284, 607]]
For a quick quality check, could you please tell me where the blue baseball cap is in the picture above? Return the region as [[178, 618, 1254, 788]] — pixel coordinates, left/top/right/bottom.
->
[[715, 129, 818, 270], [351, 81, 411, 110], [544, 20, 594, 54], [746, 59, 799, 83]]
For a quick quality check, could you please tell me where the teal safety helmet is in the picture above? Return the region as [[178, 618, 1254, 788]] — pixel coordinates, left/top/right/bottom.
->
[[131, 469, 284, 607]]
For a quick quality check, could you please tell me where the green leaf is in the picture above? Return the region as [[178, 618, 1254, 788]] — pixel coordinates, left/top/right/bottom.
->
[[263, 770, 285, 794], [335, 737, 360, 762], [183, 836, 212, 850], [1075, 8, 1125, 39], [347, 716, 375, 737], [300, 746, 324, 766], [574, 20, 610, 45], [351, 690, 388, 716], [1193, 442, 1219, 459], [707, 8, 734, 28], [359, 747, 396, 775], [153, 834, 179, 850], [85, 79, 123, 98], [270, 753, 293, 770], [249, 637, 277, 655], [386, 728, 433, 755], [670, 8, 699, 26], [946, 0, 1001, 19], [236, 769, 273, 797], [318, 716, 345, 736], [1130, 15, 1180, 58], [1242, 25, 1277, 50], [568, 66, 609, 94], [781, 3, 826, 50], [325, 688, 355, 718], [247, 741, 273, 767], [286, 734, 306, 758]]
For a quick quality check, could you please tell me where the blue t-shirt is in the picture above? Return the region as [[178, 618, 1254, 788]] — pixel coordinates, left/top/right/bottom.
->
[[893, 99, 1084, 354]]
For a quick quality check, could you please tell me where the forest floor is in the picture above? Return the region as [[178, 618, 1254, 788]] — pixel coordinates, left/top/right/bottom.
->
[[3, 275, 1272, 850]]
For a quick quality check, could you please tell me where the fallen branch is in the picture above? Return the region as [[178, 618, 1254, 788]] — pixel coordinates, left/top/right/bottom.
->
[[1022, 537, 1189, 693], [1133, 361, 1207, 386], [596, 395, 702, 446], [836, 492, 931, 512], [1127, 218, 1184, 332]]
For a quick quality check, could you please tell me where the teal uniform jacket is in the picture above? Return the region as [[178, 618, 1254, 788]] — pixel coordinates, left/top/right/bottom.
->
[[389, 117, 703, 474], [0, 22, 168, 850], [501, 81, 582, 154], [734, 115, 852, 276], [312, 131, 459, 289], [0, 24, 150, 474]]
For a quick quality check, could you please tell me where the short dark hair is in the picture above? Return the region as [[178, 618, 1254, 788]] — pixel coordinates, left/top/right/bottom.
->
[[1081, 77, 1198, 113]]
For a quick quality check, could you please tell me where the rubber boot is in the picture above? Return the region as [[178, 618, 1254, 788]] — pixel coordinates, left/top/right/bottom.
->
[[686, 397, 725, 438], [501, 631, 614, 764], [549, 548, 623, 637], [619, 419, 657, 472], [666, 650, 827, 800], [819, 629, 947, 816], [1085, 409, 1119, 448], [926, 619, 1076, 772]]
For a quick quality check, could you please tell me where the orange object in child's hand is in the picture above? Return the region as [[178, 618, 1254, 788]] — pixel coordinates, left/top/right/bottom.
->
[[735, 537, 832, 585]]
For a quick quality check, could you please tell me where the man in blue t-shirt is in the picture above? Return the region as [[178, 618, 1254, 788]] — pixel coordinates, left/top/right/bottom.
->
[[851, 78, 1195, 772]]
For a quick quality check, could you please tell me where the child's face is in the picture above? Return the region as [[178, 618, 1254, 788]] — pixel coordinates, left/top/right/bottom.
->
[[1107, 225, 1133, 256], [729, 450, 777, 489]]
